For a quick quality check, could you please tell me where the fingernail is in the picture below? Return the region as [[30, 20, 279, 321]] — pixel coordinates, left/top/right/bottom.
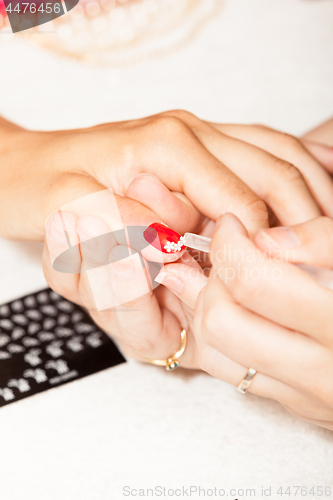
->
[[303, 139, 333, 152], [143, 222, 186, 254], [131, 173, 162, 182], [109, 256, 135, 281], [76, 225, 99, 249], [50, 218, 68, 247], [155, 271, 184, 294], [257, 227, 301, 250]]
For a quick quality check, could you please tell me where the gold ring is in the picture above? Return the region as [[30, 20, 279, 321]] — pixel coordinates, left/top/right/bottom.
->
[[146, 328, 187, 371], [237, 368, 257, 394]]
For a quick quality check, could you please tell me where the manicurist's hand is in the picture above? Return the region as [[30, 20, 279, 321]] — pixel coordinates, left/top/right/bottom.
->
[[159, 214, 333, 430], [1, 111, 333, 367]]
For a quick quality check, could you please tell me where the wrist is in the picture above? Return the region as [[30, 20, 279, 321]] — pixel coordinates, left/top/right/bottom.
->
[[0, 128, 45, 241]]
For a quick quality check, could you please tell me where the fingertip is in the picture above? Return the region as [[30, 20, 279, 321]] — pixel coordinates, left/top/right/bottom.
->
[[126, 173, 200, 234], [108, 245, 146, 278], [216, 213, 249, 233], [254, 227, 301, 253], [211, 214, 248, 252], [302, 139, 333, 173], [127, 172, 163, 190], [109, 244, 132, 263], [155, 262, 208, 308], [45, 210, 77, 254], [154, 271, 184, 294], [45, 210, 81, 273], [76, 215, 111, 241]]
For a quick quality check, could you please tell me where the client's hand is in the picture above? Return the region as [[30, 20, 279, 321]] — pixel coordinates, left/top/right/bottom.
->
[[1, 111, 332, 367], [1, 111, 333, 243], [160, 215, 333, 430]]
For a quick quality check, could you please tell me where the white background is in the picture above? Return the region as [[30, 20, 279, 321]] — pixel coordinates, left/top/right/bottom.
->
[[0, 0, 333, 498]]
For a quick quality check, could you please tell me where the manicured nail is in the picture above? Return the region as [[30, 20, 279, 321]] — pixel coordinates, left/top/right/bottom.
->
[[155, 271, 184, 294], [143, 222, 186, 254], [50, 218, 68, 247], [257, 227, 301, 250]]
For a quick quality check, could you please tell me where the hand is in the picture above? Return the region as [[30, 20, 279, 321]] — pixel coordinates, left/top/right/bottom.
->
[[1, 111, 332, 368], [2, 111, 333, 243], [159, 214, 333, 430]]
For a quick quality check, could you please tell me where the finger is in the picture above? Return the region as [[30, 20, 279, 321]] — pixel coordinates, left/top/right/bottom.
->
[[194, 285, 315, 409], [102, 244, 197, 364], [210, 213, 333, 344], [74, 213, 165, 311], [200, 267, 333, 404], [127, 174, 215, 268], [254, 216, 333, 270], [302, 117, 333, 147], [133, 115, 270, 236], [43, 210, 81, 305], [208, 122, 333, 217], [154, 258, 208, 309], [76, 215, 119, 311], [126, 173, 203, 235], [57, 186, 187, 265], [113, 192, 187, 263], [282, 403, 333, 429], [75, 229, 191, 362], [302, 139, 333, 174], [197, 272, 333, 415], [161, 113, 321, 223], [284, 411, 333, 431]]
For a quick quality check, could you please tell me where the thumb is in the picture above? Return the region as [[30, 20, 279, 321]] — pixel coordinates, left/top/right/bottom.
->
[[254, 216, 333, 269]]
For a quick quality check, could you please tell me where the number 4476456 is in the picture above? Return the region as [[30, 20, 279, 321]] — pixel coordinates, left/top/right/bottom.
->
[[5, 3, 61, 13]]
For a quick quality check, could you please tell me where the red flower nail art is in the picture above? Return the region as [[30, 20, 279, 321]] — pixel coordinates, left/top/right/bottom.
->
[[143, 223, 186, 254]]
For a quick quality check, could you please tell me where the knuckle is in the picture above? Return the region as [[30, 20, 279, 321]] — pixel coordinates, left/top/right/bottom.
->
[[230, 268, 266, 305], [162, 109, 198, 124], [243, 196, 269, 226], [124, 336, 155, 355], [279, 132, 302, 151], [202, 302, 235, 349], [146, 115, 191, 140], [202, 305, 221, 344], [274, 158, 305, 184]]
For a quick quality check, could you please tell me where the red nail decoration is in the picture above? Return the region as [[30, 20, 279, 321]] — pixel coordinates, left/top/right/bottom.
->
[[143, 223, 186, 254]]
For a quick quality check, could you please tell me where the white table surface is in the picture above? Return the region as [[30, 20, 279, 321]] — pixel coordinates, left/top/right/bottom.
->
[[1, 0, 333, 498]]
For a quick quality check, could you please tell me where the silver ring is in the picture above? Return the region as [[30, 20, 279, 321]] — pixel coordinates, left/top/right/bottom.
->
[[237, 368, 257, 394]]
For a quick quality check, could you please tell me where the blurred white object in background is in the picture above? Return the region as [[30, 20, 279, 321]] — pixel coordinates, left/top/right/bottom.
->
[[16, 0, 221, 66]]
